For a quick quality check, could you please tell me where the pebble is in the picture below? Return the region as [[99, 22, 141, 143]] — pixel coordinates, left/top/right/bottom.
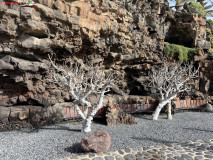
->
[[123, 154, 135, 160], [104, 156, 114, 160]]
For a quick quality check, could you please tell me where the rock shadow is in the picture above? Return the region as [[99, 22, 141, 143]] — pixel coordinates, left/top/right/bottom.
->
[[65, 143, 85, 154]]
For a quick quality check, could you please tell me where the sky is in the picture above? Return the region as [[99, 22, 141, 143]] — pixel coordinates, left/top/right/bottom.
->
[[168, 0, 213, 20]]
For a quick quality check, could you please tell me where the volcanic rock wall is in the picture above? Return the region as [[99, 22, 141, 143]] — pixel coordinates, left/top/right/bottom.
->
[[0, 0, 211, 125], [165, 11, 210, 49], [0, 0, 170, 106]]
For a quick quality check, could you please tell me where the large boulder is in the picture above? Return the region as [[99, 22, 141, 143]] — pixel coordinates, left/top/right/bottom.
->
[[20, 35, 53, 50], [19, 20, 49, 38], [81, 130, 111, 153]]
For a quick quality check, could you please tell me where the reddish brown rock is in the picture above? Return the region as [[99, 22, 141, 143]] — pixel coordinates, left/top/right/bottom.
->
[[81, 130, 111, 153]]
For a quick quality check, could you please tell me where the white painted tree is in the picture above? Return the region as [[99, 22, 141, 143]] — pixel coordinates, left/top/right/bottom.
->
[[145, 62, 199, 120], [48, 55, 116, 133]]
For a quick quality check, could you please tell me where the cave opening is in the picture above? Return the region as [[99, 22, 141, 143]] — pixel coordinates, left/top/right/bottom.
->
[[164, 25, 195, 48], [129, 86, 147, 96]]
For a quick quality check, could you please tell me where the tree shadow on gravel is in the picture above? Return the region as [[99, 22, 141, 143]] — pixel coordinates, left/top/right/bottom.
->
[[21, 128, 40, 133], [39, 125, 81, 132], [133, 115, 153, 120], [183, 128, 213, 133], [65, 143, 85, 154], [133, 113, 169, 120], [131, 137, 175, 144]]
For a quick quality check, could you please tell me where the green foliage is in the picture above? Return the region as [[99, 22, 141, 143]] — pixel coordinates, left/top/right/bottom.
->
[[170, 0, 213, 16], [175, 0, 189, 3], [207, 19, 213, 26], [204, 1, 213, 17], [206, 28, 213, 49], [187, 1, 206, 17], [208, 48, 213, 57], [164, 42, 197, 62], [169, 0, 191, 5], [211, 39, 213, 48], [206, 28, 212, 35]]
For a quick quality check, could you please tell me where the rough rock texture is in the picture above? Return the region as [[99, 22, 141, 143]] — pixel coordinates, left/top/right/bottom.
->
[[81, 130, 111, 153], [165, 8, 210, 49], [198, 60, 213, 104], [0, 0, 212, 126], [0, 0, 172, 121], [106, 103, 136, 126]]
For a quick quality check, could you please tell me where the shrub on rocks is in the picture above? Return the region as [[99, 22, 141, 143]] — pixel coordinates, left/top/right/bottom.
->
[[186, 1, 206, 17], [164, 42, 197, 62]]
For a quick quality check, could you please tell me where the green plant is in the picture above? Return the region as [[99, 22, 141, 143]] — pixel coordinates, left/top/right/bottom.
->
[[169, 0, 190, 11], [207, 19, 213, 26], [169, 0, 213, 15], [206, 28, 213, 48], [187, 1, 206, 17], [203, 1, 213, 17], [206, 24, 213, 49], [164, 42, 198, 62], [211, 39, 213, 48], [208, 48, 213, 57], [206, 28, 212, 35]]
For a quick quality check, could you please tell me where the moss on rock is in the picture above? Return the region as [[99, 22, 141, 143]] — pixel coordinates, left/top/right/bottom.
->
[[164, 42, 197, 62]]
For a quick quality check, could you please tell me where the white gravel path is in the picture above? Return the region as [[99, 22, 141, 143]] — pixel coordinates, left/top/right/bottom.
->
[[0, 112, 213, 160]]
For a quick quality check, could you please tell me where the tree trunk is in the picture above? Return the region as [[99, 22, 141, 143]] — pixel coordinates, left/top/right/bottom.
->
[[81, 87, 107, 133], [197, 0, 204, 7], [153, 100, 168, 120], [175, 2, 182, 11], [153, 94, 177, 120], [167, 101, 173, 120], [82, 116, 93, 133]]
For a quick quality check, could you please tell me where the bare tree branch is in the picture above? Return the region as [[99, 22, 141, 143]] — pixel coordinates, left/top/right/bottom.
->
[[144, 61, 199, 120], [48, 55, 116, 132]]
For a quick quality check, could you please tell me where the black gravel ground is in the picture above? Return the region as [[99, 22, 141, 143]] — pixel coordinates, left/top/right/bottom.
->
[[0, 112, 213, 160]]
